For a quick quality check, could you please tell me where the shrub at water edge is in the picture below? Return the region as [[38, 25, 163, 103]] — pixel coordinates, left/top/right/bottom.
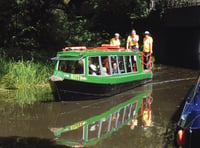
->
[[0, 58, 53, 89]]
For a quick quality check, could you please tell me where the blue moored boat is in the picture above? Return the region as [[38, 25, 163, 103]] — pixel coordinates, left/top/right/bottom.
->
[[177, 75, 200, 148]]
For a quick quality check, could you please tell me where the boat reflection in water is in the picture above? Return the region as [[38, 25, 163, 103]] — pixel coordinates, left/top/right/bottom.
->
[[50, 86, 153, 147]]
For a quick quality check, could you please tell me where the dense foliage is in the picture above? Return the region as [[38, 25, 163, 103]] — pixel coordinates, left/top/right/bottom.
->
[[0, 0, 151, 52], [0, 0, 194, 52]]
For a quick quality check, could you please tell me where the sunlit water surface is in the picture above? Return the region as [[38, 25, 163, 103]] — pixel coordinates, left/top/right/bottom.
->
[[0, 65, 198, 148]]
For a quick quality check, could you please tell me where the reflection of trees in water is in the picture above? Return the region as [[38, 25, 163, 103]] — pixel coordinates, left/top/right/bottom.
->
[[163, 122, 177, 147], [136, 121, 177, 148], [0, 94, 60, 139], [0, 87, 53, 107]]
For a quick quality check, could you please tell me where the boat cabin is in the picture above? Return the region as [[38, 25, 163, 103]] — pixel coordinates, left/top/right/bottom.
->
[[52, 46, 146, 78]]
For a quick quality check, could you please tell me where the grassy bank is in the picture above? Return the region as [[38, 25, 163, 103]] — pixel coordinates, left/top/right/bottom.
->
[[0, 51, 54, 89]]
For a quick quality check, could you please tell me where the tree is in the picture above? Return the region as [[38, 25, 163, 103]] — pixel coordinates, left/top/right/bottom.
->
[[66, 0, 149, 35], [0, 0, 16, 47], [0, 0, 153, 52]]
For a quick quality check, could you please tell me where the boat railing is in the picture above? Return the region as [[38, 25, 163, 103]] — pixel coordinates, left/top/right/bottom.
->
[[138, 52, 152, 71], [62, 45, 126, 52], [62, 46, 87, 51]]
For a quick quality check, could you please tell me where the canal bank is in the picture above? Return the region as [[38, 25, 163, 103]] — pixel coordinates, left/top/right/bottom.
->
[[0, 65, 198, 147]]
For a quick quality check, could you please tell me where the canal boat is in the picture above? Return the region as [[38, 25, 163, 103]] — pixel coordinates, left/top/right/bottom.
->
[[177, 75, 200, 148], [49, 45, 152, 100], [50, 90, 152, 147]]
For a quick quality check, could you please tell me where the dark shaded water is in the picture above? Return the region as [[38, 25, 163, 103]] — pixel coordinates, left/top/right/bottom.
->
[[0, 65, 198, 148]]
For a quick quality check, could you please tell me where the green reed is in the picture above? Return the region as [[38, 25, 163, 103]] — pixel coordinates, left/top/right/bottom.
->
[[0, 55, 53, 89]]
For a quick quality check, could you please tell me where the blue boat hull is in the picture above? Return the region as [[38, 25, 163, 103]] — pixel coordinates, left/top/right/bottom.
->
[[177, 76, 200, 147]]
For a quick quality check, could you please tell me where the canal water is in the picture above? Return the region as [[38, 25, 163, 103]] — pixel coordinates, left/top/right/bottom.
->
[[0, 65, 198, 148]]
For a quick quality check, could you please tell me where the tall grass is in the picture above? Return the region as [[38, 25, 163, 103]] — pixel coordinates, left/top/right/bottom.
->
[[0, 53, 54, 89]]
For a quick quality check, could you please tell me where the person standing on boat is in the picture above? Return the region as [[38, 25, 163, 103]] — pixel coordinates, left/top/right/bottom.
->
[[126, 29, 139, 52], [110, 33, 121, 47], [143, 31, 153, 70]]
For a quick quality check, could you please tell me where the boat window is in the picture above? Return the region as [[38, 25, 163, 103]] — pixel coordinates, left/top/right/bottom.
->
[[58, 60, 84, 74], [101, 56, 111, 76], [111, 55, 120, 74], [125, 56, 132, 73], [88, 57, 99, 76], [118, 56, 125, 73], [131, 55, 137, 72], [124, 55, 137, 73]]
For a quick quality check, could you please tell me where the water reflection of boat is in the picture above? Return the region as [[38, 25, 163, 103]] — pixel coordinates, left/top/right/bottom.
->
[[177, 75, 200, 148], [49, 46, 152, 100], [50, 89, 152, 147]]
